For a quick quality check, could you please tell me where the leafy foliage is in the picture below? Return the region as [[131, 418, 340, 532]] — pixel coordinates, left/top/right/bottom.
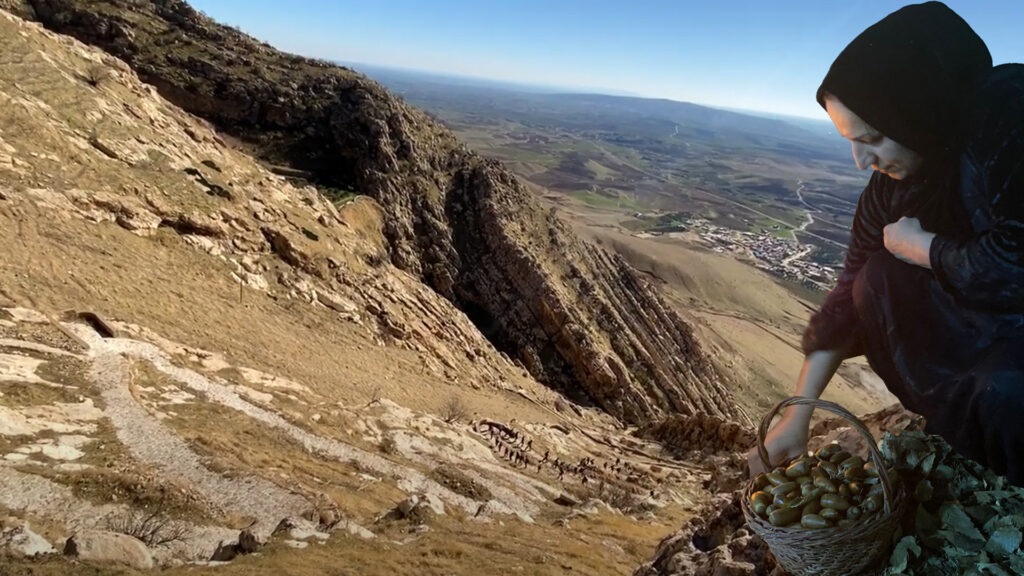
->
[[879, 430, 1024, 575]]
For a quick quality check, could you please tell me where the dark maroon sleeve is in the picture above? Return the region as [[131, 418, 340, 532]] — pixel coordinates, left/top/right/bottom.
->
[[802, 172, 892, 355]]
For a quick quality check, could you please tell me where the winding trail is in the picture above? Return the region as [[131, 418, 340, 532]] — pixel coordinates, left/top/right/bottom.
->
[[65, 323, 535, 520]]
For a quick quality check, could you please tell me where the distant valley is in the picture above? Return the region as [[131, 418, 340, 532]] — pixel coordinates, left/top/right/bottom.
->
[[361, 64, 868, 272]]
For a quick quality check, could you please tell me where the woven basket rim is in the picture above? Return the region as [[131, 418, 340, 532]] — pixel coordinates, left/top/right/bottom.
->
[[742, 397, 908, 575]]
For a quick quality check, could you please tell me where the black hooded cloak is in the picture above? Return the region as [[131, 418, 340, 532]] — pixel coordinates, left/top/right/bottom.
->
[[802, 2, 1024, 484]]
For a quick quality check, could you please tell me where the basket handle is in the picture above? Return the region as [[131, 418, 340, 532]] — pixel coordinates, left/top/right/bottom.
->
[[756, 396, 895, 515]]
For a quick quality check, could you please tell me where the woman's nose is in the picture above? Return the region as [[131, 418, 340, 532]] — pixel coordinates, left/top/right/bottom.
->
[[851, 142, 876, 170]]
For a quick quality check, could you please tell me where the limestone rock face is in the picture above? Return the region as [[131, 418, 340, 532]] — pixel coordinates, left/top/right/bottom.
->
[[22, 0, 745, 425], [638, 414, 757, 458], [63, 530, 155, 570]]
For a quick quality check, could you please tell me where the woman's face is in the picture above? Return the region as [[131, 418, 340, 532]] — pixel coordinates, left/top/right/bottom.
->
[[824, 95, 924, 180]]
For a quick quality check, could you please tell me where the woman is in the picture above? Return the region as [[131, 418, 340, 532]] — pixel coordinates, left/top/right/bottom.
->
[[749, 2, 1024, 485]]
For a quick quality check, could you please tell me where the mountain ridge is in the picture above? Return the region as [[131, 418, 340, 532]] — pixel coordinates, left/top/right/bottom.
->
[[8, 0, 747, 425]]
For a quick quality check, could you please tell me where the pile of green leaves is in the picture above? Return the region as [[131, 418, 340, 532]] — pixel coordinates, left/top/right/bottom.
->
[[879, 430, 1024, 575]]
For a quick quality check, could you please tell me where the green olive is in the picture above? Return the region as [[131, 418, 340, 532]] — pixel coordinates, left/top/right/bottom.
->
[[844, 466, 866, 482], [752, 474, 770, 492], [753, 502, 767, 516], [820, 493, 851, 511], [801, 514, 830, 529], [847, 505, 862, 520], [766, 472, 788, 486], [820, 507, 840, 521], [795, 475, 813, 486], [838, 484, 851, 501], [829, 451, 852, 465], [751, 491, 772, 508], [785, 460, 811, 478], [802, 498, 822, 517], [863, 461, 879, 476], [839, 455, 865, 472], [813, 476, 837, 494], [862, 495, 883, 513], [848, 482, 863, 495], [819, 461, 839, 478], [816, 443, 840, 461], [771, 482, 799, 497], [769, 507, 801, 527]]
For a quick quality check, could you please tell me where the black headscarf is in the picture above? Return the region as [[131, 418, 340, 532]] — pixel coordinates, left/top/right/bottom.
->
[[817, 1, 992, 164]]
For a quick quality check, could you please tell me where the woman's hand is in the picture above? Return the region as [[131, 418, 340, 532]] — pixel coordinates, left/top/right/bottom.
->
[[884, 217, 936, 268], [746, 413, 810, 477]]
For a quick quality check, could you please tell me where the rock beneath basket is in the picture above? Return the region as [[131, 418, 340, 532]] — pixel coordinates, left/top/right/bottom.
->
[[633, 492, 782, 576]]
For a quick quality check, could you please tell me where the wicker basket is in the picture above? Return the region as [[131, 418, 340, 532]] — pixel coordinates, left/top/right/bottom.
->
[[742, 397, 906, 576]]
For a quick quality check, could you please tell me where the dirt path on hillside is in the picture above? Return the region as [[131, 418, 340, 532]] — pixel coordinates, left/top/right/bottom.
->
[[66, 323, 538, 520]]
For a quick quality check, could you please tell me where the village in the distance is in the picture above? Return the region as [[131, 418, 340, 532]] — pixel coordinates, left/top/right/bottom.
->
[[632, 212, 839, 290]]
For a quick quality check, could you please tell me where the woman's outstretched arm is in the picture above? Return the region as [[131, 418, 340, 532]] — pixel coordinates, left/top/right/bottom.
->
[[747, 349, 846, 476]]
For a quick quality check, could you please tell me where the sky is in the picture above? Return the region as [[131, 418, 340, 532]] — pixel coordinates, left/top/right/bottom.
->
[[187, 1, 1023, 119]]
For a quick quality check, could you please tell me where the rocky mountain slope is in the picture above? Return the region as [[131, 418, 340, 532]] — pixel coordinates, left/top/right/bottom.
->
[[0, 10, 732, 573], [7, 0, 746, 426]]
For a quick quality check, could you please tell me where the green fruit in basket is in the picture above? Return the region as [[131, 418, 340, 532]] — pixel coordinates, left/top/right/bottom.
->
[[862, 461, 879, 476], [751, 491, 772, 508], [795, 475, 812, 485], [766, 503, 778, 516], [847, 505, 863, 520], [820, 493, 851, 511], [848, 481, 864, 495], [753, 501, 768, 516], [785, 459, 811, 478], [862, 494, 883, 512], [800, 514, 830, 529], [816, 443, 840, 461], [820, 507, 840, 521], [829, 450, 852, 464], [788, 487, 824, 510], [802, 498, 822, 517], [769, 507, 801, 527], [819, 461, 839, 478], [839, 455, 864, 472], [766, 471, 788, 486], [752, 474, 770, 492], [843, 466, 867, 482], [771, 482, 798, 496], [800, 482, 817, 496], [838, 484, 851, 501], [866, 482, 884, 497], [813, 476, 838, 494]]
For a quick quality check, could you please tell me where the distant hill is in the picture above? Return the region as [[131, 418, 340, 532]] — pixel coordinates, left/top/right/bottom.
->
[[360, 66, 866, 262]]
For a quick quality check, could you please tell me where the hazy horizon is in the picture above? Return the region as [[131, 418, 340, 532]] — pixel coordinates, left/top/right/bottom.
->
[[348, 60, 839, 129], [189, 1, 1023, 120]]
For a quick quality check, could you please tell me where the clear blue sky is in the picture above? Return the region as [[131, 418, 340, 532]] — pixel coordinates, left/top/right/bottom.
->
[[188, 1, 1022, 119]]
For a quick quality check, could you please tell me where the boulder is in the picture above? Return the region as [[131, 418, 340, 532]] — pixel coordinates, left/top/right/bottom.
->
[[1, 521, 55, 557], [209, 540, 239, 562], [63, 530, 154, 570], [237, 527, 265, 554]]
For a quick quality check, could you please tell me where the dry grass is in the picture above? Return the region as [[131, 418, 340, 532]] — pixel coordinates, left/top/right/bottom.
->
[[440, 395, 468, 424], [104, 499, 193, 546], [164, 394, 405, 521], [0, 504, 687, 576]]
